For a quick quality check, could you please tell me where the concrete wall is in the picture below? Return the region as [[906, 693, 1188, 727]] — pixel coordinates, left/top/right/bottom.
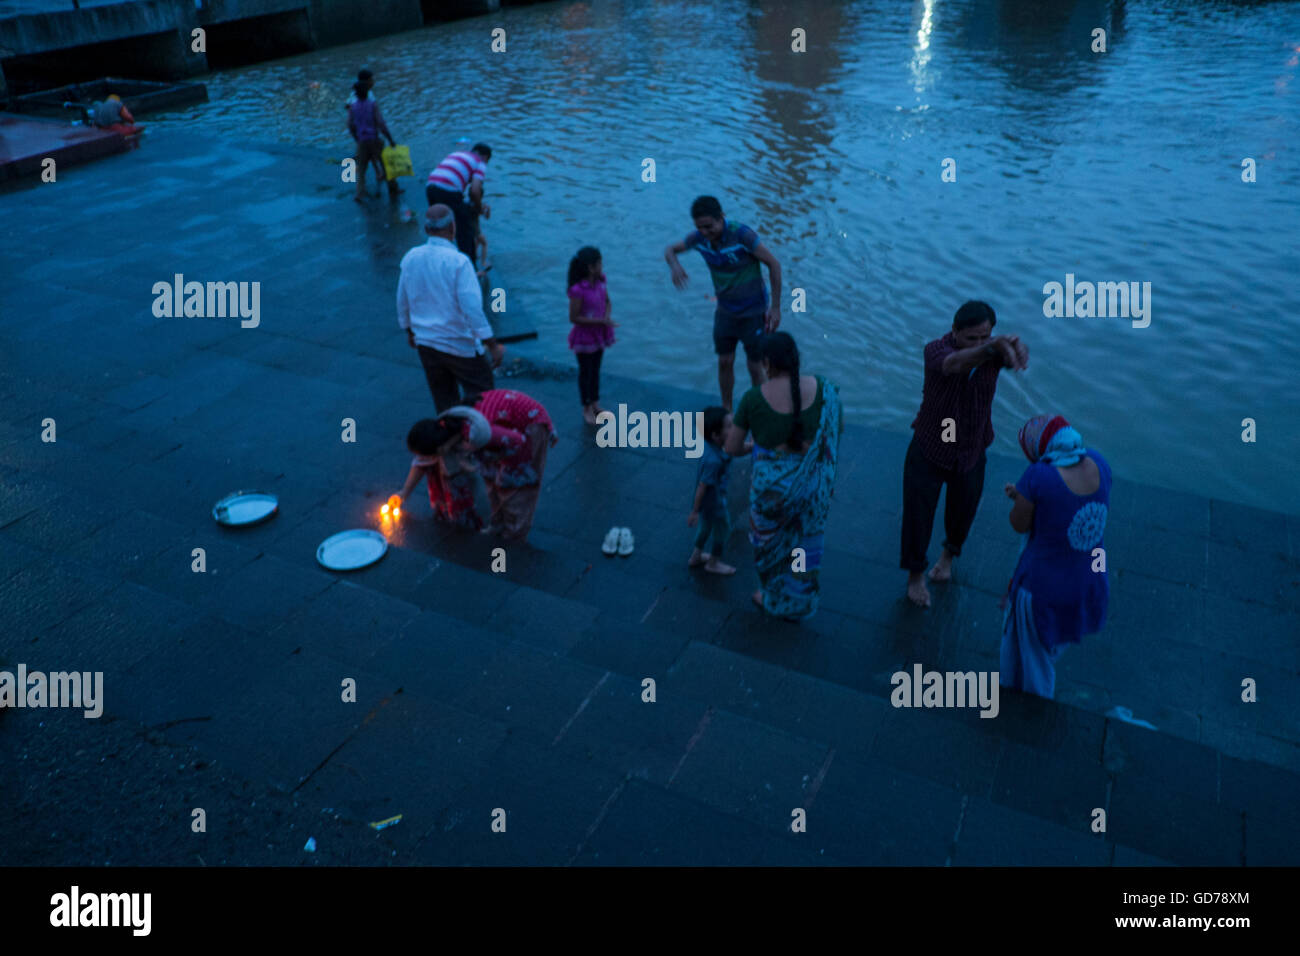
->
[[307, 0, 423, 48], [0, 1, 207, 92], [199, 0, 312, 25], [0, 0, 506, 98], [202, 6, 315, 69], [426, 0, 499, 21], [0, 1, 188, 54]]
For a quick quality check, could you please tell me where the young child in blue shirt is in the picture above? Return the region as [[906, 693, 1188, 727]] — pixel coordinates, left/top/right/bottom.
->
[[688, 406, 736, 575]]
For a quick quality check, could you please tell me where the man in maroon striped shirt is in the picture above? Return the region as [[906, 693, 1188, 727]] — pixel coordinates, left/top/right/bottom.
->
[[902, 300, 1029, 608]]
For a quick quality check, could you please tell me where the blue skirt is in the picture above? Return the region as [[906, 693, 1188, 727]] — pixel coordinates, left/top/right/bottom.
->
[[1000, 588, 1066, 699]]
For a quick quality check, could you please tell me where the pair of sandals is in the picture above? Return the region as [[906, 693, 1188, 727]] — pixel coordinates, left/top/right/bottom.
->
[[601, 527, 635, 556]]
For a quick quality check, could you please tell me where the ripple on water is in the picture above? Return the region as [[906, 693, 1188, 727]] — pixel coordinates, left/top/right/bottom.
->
[[143, 0, 1300, 512]]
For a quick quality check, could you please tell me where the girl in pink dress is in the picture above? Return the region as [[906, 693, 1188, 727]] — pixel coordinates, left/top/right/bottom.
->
[[567, 247, 616, 426]]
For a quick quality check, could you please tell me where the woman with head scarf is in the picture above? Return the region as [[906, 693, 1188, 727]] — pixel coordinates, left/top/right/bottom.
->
[[1000, 415, 1111, 698]]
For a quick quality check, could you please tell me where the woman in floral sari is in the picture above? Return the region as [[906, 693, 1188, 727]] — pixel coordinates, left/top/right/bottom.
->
[[474, 388, 557, 540], [400, 404, 490, 531], [396, 389, 557, 541], [725, 332, 842, 620]]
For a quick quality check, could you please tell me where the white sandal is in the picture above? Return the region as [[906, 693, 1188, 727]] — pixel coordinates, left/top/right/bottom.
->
[[617, 527, 634, 557], [601, 527, 620, 556]]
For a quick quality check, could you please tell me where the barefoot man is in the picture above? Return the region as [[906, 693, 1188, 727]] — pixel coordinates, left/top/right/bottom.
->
[[664, 196, 782, 410], [902, 300, 1028, 607]]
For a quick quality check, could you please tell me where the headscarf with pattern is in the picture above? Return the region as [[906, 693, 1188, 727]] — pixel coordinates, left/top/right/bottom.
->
[[1018, 414, 1086, 466]]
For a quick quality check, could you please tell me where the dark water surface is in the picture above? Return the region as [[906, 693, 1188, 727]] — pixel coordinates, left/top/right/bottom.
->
[[150, 0, 1300, 513]]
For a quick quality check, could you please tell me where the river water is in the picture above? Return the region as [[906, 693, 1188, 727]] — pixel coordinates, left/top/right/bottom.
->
[[150, 0, 1300, 514]]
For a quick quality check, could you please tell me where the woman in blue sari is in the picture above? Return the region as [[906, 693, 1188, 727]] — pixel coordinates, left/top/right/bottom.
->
[[1001, 414, 1111, 698], [725, 332, 842, 620]]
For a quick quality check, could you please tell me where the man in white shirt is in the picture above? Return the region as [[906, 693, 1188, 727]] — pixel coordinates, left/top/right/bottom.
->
[[399, 205, 506, 411]]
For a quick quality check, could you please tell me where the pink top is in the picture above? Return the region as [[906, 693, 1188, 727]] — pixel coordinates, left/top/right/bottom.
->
[[477, 389, 554, 434], [567, 278, 615, 353], [472, 389, 554, 484]]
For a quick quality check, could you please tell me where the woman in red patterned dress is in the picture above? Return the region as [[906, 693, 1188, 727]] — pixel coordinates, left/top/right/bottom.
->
[[395, 390, 557, 541]]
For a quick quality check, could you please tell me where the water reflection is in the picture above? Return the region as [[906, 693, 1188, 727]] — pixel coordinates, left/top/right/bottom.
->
[[912, 0, 936, 93], [143, 0, 1300, 511], [745, 0, 845, 231], [949, 0, 1128, 98]]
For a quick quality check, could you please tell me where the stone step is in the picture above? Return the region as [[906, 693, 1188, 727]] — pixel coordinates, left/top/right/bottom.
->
[[212, 510, 1300, 865], [8, 419, 1297, 863]]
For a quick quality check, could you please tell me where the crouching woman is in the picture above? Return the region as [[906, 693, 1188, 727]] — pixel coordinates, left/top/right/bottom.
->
[[395, 389, 557, 542]]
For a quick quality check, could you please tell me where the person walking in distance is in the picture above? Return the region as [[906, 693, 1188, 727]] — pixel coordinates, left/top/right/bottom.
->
[[346, 70, 399, 200]]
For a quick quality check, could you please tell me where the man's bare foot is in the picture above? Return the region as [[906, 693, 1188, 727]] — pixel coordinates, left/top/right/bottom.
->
[[927, 550, 954, 583], [705, 558, 736, 575], [582, 405, 598, 426], [751, 590, 764, 610], [907, 573, 931, 608], [688, 548, 709, 568]]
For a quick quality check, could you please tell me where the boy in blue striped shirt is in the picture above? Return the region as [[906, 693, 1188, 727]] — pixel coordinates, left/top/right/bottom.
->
[[664, 196, 783, 410]]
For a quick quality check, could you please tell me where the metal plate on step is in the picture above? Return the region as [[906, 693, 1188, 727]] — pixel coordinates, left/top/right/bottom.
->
[[212, 491, 278, 527], [316, 529, 388, 571]]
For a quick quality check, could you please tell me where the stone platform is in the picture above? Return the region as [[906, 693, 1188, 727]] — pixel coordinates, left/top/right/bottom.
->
[[1, 128, 1297, 866], [0, 111, 128, 181]]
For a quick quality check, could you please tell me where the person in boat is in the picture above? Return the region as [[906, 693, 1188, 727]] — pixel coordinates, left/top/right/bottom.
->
[[92, 94, 142, 137]]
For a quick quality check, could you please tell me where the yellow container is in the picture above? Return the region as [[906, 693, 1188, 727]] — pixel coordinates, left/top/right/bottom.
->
[[381, 144, 413, 180]]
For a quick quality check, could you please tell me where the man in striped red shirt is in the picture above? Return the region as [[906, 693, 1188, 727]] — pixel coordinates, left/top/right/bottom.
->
[[426, 143, 492, 260], [901, 300, 1029, 608]]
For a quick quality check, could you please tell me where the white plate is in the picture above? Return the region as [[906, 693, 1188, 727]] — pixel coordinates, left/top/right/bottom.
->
[[212, 491, 278, 527], [316, 529, 388, 571]]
